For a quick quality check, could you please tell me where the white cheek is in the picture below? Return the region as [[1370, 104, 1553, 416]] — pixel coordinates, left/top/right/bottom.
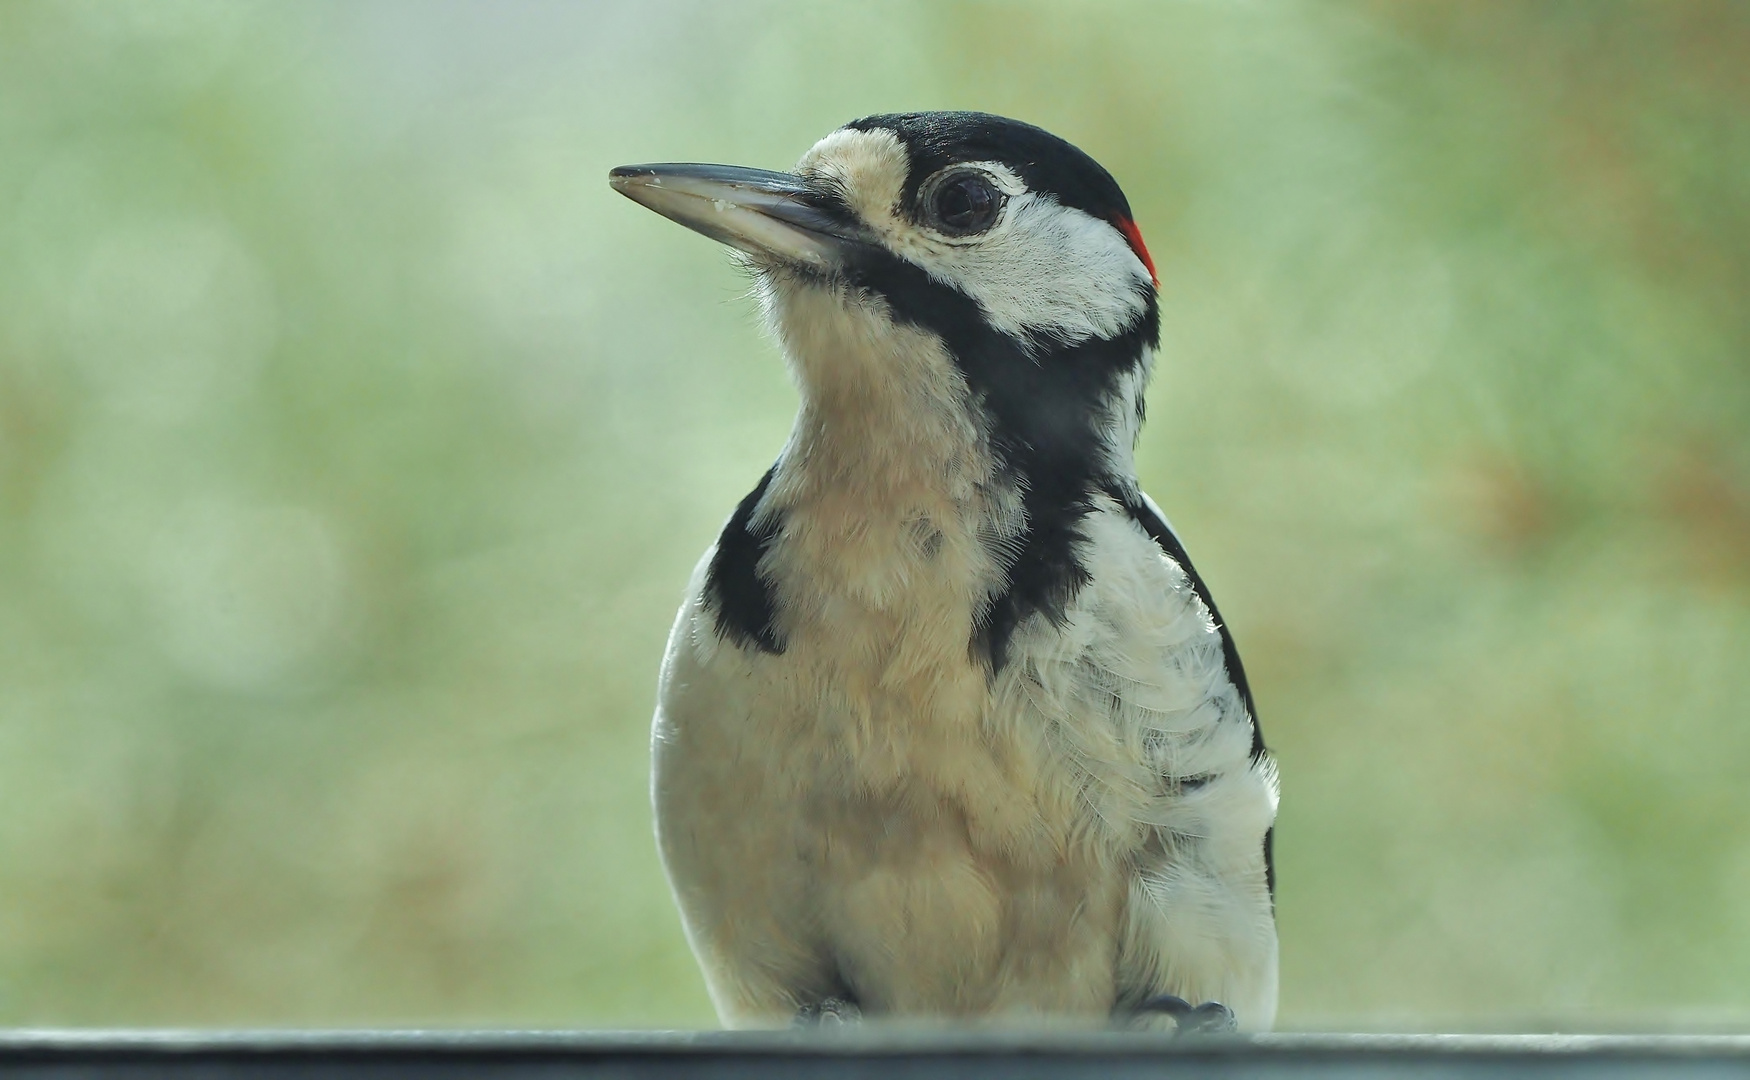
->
[[793, 138, 1150, 347], [914, 196, 1153, 347]]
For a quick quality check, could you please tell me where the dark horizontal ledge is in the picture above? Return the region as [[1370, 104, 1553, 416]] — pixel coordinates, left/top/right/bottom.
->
[[1, 1030, 1748, 1078]]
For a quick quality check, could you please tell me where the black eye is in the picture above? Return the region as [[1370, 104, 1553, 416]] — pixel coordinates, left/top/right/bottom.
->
[[929, 173, 1003, 235]]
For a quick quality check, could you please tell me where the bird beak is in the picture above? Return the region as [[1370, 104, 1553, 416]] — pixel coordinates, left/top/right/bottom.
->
[[609, 163, 871, 271]]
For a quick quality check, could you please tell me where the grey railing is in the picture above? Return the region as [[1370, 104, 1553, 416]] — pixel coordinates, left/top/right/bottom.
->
[[3, 1030, 1750, 1078]]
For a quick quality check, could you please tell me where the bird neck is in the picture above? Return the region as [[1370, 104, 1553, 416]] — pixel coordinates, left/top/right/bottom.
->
[[757, 286, 1014, 624], [754, 284, 1153, 671]]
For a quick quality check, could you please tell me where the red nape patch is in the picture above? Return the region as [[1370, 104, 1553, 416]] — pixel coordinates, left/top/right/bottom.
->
[[1113, 216, 1158, 286]]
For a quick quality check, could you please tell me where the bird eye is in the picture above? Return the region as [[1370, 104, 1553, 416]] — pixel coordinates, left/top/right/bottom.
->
[[928, 172, 1003, 235]]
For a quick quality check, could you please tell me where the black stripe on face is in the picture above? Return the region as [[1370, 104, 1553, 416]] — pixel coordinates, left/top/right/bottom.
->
[[842, 247, 1159, 671], [703, 464, 786, 655]]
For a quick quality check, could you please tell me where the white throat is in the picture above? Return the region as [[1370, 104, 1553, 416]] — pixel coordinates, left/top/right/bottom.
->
[[753, 273, 1023, 629]]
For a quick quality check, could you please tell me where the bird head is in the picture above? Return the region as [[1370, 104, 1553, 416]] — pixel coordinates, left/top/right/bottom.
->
[[611, 111, 1160, 473]]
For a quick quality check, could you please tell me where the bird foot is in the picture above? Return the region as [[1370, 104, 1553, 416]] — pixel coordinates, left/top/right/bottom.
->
[[794, 997, 862, 1027], [1130, 994, 1236, 1036]]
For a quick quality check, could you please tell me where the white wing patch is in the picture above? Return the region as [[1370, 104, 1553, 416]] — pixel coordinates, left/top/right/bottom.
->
[[996, 496, 1279, 1029]]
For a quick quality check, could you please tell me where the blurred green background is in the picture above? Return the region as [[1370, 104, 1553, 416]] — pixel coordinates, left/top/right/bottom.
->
[[2, 0, 1747, 1030]]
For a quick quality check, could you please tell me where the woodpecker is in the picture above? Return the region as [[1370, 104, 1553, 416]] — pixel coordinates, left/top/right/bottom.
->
[[609, 112, 1277, 1032]]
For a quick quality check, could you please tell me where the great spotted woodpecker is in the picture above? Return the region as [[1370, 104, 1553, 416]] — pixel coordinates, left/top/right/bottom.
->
[[610, 112, 1277, 1032]]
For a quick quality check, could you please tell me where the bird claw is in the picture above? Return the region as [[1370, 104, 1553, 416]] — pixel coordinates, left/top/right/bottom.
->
[[1132, 994, 1237, 1036], [794, 997, 862, 1027]]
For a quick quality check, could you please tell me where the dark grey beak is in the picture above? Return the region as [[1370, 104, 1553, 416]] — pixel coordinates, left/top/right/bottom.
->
[[609, 163, 870, 270]]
